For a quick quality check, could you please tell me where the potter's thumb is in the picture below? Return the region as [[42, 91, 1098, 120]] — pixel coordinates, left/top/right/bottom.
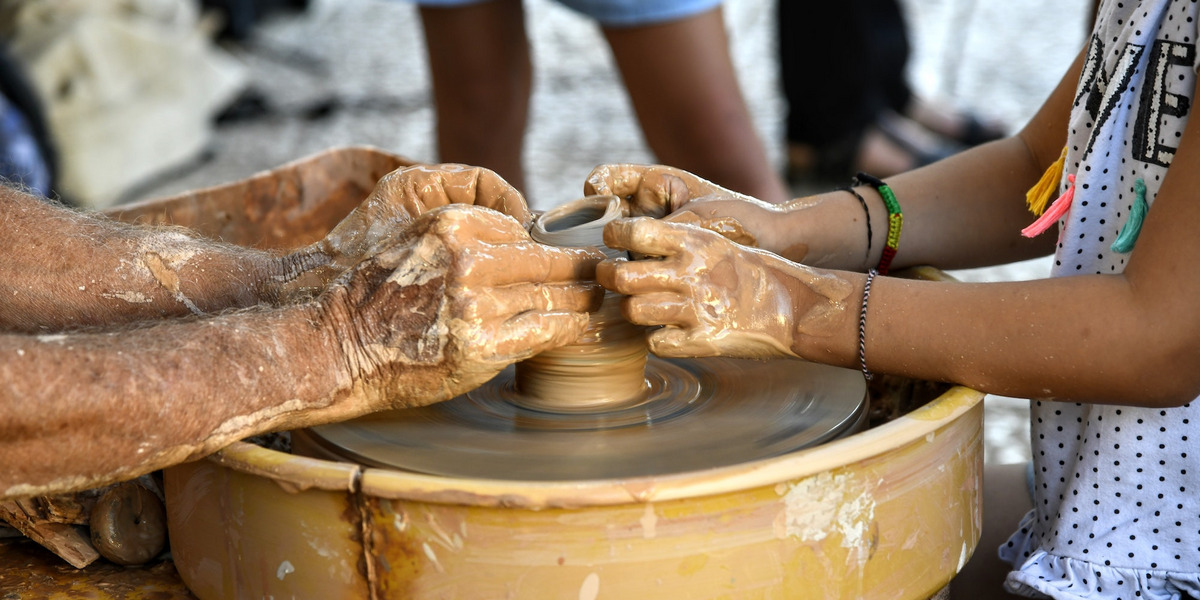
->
[[494, 311, 590, 360], [647, 327, 716, 359]]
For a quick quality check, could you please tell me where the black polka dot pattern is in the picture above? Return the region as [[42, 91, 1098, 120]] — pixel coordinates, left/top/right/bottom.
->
[[999, 1, 1200, 598]]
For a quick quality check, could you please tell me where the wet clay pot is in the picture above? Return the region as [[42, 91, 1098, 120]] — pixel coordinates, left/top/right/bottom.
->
[[126, 148, 985, 599]]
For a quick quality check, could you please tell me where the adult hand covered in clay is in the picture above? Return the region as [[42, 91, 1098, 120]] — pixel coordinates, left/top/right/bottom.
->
[[279, 164, 532, 300], [596, 217, 852, 360], [0, 193, 602, 498], [320, 203, 605, 411], [584, 164, 754, 218]]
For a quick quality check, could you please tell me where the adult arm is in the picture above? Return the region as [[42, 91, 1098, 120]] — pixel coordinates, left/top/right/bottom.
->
[[0, 164, 534, 333], [1, 204, 603, 499], [0, 184, 282, 332]]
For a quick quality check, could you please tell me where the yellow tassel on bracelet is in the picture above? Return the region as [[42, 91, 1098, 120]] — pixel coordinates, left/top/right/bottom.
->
[[1026, 146, 1068, 216]]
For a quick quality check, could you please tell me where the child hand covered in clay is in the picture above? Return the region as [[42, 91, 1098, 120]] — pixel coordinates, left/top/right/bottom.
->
[[0, 168, 603, 499], [597, 217, 852, 360], [585, 164, 848, 266], [583, 163, 755, 218]]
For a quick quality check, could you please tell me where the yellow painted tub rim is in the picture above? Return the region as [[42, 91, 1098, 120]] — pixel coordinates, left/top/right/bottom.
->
[[203, 385, 983, 509]]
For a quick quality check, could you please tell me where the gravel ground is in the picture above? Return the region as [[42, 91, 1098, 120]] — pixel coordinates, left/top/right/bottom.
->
[[133, 0, 1096, 464]]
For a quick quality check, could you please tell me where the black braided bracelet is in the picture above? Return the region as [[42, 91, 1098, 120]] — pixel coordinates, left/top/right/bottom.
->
[[858, 269, 879, 381]]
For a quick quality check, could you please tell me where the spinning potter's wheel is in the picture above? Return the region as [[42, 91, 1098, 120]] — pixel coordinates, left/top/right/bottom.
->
[[302, 357, 866, 480], [299, 195, 868, 480]]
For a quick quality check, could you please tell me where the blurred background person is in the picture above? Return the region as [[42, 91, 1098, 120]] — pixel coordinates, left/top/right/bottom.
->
[[411, 0, 790, 204], [0, 43, 54, 198], [778, 0, 1007, 184]]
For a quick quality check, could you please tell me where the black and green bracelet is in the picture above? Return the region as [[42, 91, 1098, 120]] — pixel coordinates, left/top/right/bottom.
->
[[853, 172, 903, 275]]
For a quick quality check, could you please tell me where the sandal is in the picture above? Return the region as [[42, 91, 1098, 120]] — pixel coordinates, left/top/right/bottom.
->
[[786, 110, 965, 185], [903, 97, 1007, 147], [874, 110, 965, 168]]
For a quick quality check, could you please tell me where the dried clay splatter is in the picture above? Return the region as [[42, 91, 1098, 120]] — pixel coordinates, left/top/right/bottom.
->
[[773, 472, 877, 562]]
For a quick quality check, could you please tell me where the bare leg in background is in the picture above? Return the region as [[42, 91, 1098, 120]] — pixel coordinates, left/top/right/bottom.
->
[[419, 0, 531, 193], [603, 8, 790, 205]]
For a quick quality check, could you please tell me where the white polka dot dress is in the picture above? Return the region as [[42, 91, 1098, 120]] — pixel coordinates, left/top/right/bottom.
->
[[997, 1, 1200, 598]]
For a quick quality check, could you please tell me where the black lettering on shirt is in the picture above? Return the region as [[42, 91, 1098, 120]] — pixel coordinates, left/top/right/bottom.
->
[[1077, 33, 1108, 115], [1081, 43, 1144, 162], [1133, 40, 1194, 167]]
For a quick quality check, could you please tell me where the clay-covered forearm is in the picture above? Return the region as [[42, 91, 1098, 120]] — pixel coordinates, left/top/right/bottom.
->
[[0, 302, 354, 499], [0, 185, 294, 332], [0, 202, 605, 499]]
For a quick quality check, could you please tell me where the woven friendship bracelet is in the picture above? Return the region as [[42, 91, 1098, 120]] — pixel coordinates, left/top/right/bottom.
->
[[838, 186, 873, 262], [853, 172, 903, 275], [858, 269, 879, 381]]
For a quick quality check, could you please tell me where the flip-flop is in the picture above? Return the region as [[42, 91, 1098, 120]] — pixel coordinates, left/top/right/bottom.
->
[[786, 111, 972, 185], [875, 111, 966, 168]]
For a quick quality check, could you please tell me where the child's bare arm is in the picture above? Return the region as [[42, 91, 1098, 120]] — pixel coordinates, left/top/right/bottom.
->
[[838, 48, 1200, 407], [600, 48, 1200, 407], [601, 214, 1200, 408], [862, 48, 1084, 271], [666, 49, 1088, 274]]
